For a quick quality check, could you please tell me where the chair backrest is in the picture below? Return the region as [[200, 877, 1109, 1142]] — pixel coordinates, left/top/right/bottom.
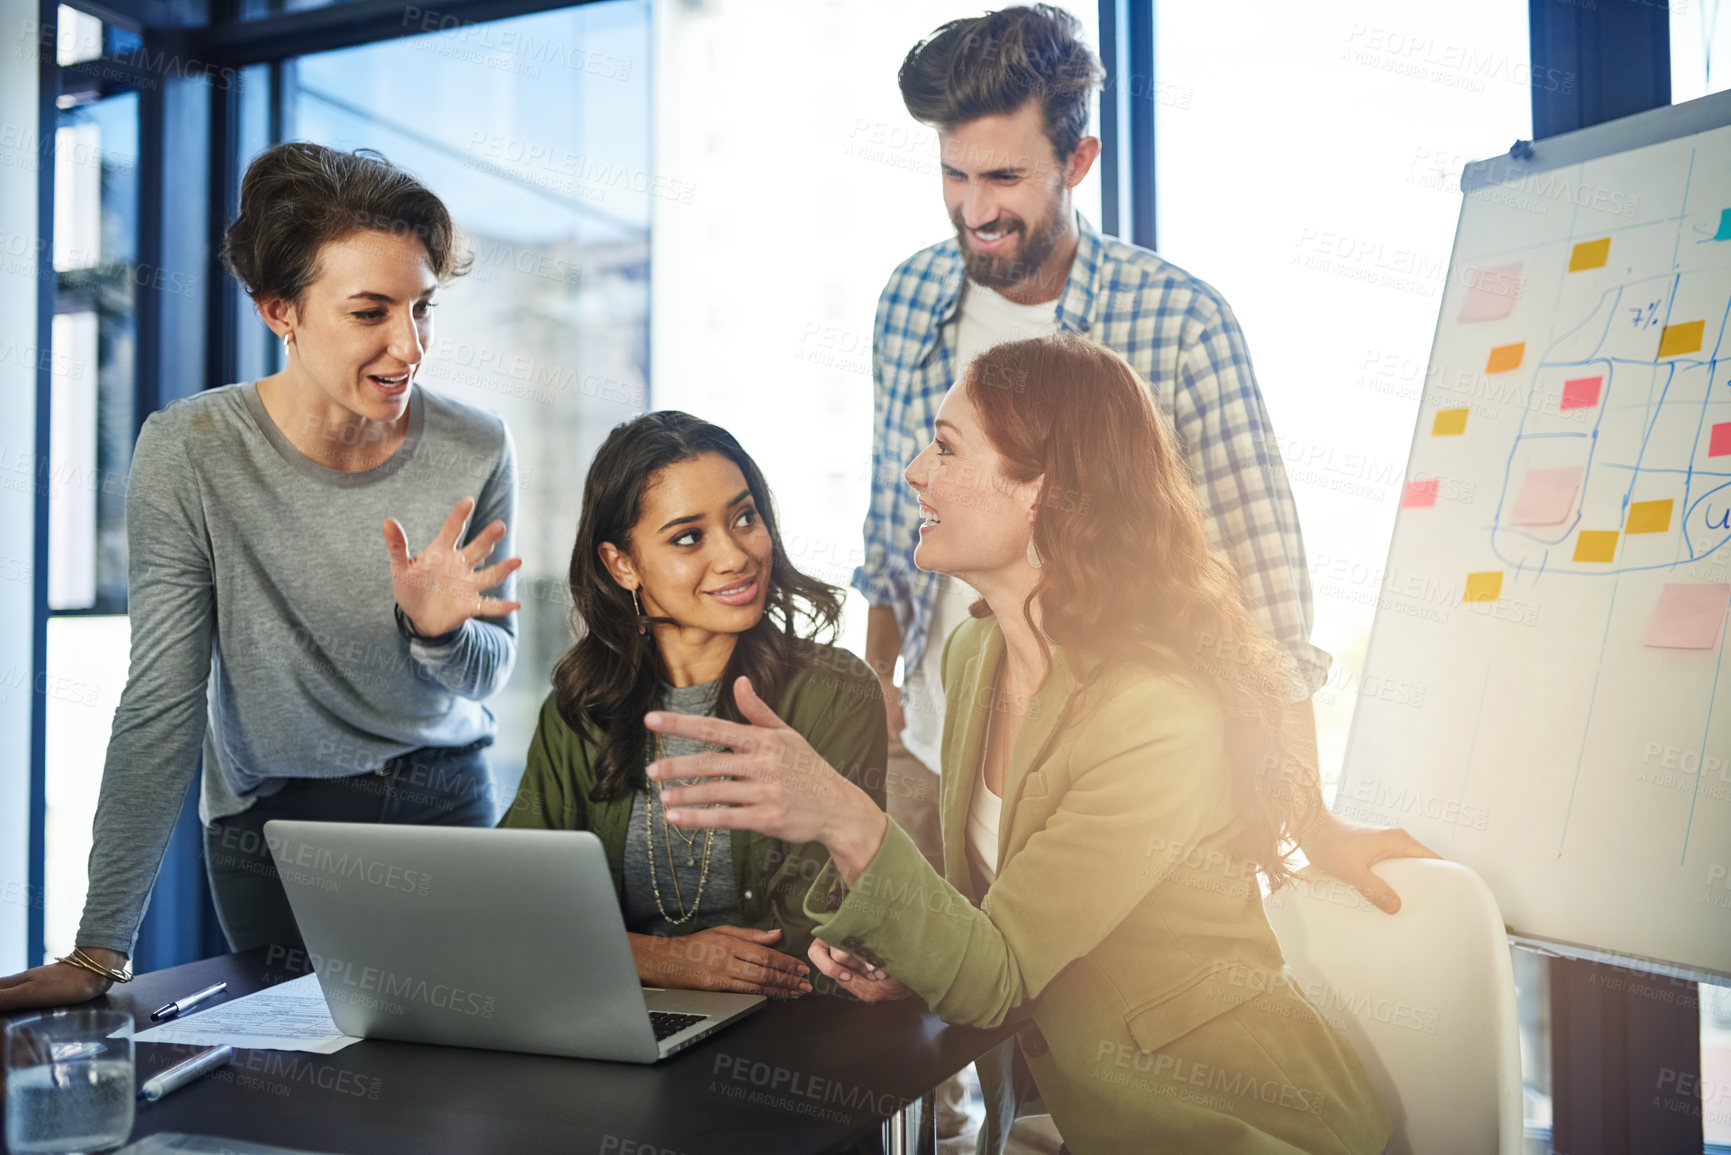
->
[[1262, 859, 1524, 1155]]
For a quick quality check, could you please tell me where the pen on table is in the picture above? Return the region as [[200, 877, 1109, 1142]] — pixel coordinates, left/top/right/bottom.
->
[[138, 1045, 234, 1102], [151, 981, 228, 1022]]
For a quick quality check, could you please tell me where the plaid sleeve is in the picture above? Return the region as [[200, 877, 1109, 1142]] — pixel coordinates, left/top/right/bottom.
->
[[853, 281, 909, 611], [1169, 297, 1331, 701]]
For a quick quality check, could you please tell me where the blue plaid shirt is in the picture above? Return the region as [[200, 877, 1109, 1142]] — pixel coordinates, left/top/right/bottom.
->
[[853, 216, 1330, 701]]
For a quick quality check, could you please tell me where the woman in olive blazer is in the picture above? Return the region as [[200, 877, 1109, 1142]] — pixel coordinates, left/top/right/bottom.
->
[[500, 411, 886, 999], [646, 336, 1392, 1153], [501, 652, 885, 966]]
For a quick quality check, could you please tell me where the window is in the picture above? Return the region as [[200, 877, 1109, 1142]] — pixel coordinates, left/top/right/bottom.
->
[[1155, 0, 1531, 795], [280, 1, 652, 800], [1705, 983, 1731, 1146], [1672, 6, 1730, 105], [652, 0, 1099, 659], [1152, 0, 1540, 1138], [42, 16, 143, 957]]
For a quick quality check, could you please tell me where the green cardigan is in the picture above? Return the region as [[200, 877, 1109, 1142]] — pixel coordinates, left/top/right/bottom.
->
[[498, 642, 888, 961], [805, 616, 1392, 1155]]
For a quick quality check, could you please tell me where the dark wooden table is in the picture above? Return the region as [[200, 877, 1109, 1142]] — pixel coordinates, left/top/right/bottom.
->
[[1, 948, 1017, 1154]]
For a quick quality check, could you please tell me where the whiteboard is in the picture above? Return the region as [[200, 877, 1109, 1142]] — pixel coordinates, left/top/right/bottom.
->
[[1337, 92, 1731, 980]]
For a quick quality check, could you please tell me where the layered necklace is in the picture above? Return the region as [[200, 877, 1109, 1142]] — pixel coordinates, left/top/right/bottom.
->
[[644, 729, 718, 925]]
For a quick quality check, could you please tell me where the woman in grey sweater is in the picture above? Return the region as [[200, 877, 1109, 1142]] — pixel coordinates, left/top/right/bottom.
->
[[0, 142, 520, 1010]]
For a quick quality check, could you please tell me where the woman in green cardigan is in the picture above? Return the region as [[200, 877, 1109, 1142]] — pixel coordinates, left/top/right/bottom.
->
[[644, 337, 1394, 1153], [499, 411, 886, 998]]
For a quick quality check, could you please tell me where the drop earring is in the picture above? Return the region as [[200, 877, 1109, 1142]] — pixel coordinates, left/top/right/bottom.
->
[[281, 331, 293, 353], [1026, 538, 1043, 569], [632, 588, 645, 633]]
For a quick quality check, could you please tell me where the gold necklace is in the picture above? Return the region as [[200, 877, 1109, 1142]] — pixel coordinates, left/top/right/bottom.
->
[[654, 730, 703, 864], [644, 730, 717, 925]]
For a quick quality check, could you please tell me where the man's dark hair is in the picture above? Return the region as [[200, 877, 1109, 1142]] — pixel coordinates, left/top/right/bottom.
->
[[222, 141, 469, 306], [898, 5, 1105, 162]]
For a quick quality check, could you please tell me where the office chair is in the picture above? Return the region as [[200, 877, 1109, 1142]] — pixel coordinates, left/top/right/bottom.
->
[[1263, 858, 1525, 1155]]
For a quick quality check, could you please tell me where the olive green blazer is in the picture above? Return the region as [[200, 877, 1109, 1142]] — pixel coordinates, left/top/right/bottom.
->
[[805, 616, 1391, 1154], [500, 642, 887, 961]]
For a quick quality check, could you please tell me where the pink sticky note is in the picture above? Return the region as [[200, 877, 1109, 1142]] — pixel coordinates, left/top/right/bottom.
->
[[1561, 376, 1603, 410], [1402, 479, 1440, 508], [1644, 583, 1731, 649], [1710, 422, 1731, 458], [1457, 263, 1523, 322], [1508, 466, 1585, 526]]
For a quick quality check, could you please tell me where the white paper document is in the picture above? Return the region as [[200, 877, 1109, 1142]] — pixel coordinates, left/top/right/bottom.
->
[[123, 975, 361, 1054]]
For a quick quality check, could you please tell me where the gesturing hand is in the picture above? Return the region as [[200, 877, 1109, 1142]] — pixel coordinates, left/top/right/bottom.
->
[[1299, 813, 1442, 914], [645, 677, 855, 845], [807, 940, 911, 1004], [382, 497, 523, 638], [631, 926, 813, 998], [645, 677, 887, 886]]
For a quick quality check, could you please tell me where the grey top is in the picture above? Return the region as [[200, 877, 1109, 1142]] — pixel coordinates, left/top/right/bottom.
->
[[77, 382, 518, 954], [621, 678, 741, 934]]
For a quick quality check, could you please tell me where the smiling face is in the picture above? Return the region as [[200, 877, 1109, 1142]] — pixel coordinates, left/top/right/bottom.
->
[[600, 452, 773, 646], [940, 100, 1093, 294], [904, 375, 1041, 584], [264, 228, 438, 427]]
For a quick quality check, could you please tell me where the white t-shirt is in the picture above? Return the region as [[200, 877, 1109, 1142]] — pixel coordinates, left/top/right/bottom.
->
[[966, 758, 1004, 886], [898, 280, 1059, 773]]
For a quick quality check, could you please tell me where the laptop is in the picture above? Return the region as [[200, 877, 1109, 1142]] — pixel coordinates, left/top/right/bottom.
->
[[264, 821, 764, 1062]]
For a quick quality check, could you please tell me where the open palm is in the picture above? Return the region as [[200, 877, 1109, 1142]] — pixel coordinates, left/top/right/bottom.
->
[[382, 497, 522, 637]]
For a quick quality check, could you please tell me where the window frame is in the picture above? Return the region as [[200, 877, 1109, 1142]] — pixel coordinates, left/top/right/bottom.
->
[[24, 0, 630, 969]]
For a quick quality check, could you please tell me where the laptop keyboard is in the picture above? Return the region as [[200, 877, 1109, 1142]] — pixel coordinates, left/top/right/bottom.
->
[[649, 1011, 709, 1042]]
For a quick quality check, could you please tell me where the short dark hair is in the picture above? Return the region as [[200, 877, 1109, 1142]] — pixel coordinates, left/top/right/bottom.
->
[[898, 5, 1104, 162], [221, 141, 469, 306]]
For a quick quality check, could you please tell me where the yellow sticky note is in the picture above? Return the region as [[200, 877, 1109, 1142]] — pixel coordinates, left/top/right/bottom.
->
[[1463, 572, 1503, 602], [1569, 238, 1611, 271], [1432, 408, 1469, 436], [1658, 321, 1704, 358], [1484, 342, 1525, 373], [1626, 498, 1674, 534], [1573, 530, 1619, 562]]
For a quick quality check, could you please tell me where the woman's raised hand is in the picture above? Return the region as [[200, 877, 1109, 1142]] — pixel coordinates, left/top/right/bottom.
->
[[645, 677, 887, 884], [646, 675, 848, 845], [382, 497, 523, 638]]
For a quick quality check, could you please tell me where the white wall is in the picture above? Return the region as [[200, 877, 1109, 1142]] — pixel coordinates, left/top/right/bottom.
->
[[0, 0, 41, 973]]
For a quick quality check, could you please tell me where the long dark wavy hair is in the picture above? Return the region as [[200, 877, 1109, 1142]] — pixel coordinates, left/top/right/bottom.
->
[[554, 411, 845, 802], [964, 333, 1319, 886]]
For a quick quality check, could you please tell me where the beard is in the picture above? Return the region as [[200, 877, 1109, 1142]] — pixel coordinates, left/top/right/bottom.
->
[[951, 199, 1068, 293]]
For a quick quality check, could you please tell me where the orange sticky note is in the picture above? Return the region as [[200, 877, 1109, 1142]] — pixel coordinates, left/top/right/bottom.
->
[[1463, 572, 1503, 602], [1484, 342, 1525, 373], [1626, 498, 1674, 534], [1658, 321, 1704, 358], [1569, 238, 1610, 271], [1573, 530, 1619, 562], [1432, 409, 1469, 436]]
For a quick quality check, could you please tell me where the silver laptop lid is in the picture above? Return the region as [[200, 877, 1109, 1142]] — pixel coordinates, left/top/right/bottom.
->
[[264, 822, 661, 1062]]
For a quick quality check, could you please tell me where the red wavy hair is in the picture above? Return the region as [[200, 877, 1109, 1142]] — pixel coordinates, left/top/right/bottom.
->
[[965, 332, 1317, 884]]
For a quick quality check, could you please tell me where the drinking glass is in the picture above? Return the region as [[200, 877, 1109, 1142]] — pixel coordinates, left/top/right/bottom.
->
[[4, 1009, 135, 1154]]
